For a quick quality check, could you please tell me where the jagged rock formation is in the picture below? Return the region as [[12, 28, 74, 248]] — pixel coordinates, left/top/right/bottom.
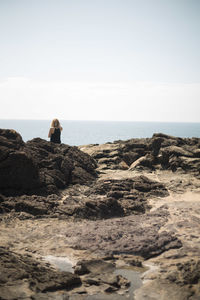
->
[[80, 133, 200, 174], [0, 175, 169, 219], [0, 129, 97, 196], [59, 176, 168, 220], [1, 129, 200, 300], [0, 246, 81, 299], [0, 246, 132, 299]]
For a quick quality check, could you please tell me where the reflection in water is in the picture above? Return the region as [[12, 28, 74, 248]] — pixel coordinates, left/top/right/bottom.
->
[[115, 268, 143, 299], [44, 255, 75, 273], [44, 255, 143, 300], [80, 268, 143, 300]]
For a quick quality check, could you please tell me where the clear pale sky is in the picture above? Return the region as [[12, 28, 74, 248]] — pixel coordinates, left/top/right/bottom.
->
[[0, 0, 200, 122]]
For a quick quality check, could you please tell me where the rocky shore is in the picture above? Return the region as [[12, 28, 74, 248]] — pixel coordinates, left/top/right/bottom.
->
[[0, 128, 200, 299]]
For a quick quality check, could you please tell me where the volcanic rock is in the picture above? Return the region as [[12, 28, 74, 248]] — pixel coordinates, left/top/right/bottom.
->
[[54, 175, 168, 220], [0, 129, 97, 196], [64, 206, 182, 259], [80, 133, 200, 174], [1, 130, 200, 299], [0, 247, 81, 299]]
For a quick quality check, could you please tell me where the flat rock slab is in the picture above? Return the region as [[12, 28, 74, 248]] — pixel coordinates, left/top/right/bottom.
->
[[64, 206, 182, 259]]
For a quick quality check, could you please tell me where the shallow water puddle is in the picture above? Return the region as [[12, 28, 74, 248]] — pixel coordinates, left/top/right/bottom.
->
[[83, 268, 143, 300], [44, 255, 143, 299], [44, 255, 75, 273], [115, 268, 143, 298]]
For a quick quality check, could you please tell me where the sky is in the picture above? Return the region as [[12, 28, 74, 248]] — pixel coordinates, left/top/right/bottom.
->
[[0, 0, 200, 122]]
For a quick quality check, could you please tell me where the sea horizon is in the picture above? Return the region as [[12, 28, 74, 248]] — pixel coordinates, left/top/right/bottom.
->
[[1, 118, 200, 123], [0, 119, 200, 146]]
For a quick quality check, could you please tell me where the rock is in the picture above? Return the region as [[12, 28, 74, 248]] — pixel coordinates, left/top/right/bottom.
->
[[0, 150, 40, 195], [153, 133, 185, 147], [74, 258, 130, 294], [153, 133, 177, 139], [26, 138, 97, 192], [0, 130, 97, 196], [133, 175, 169, 197], [123, 255, 143, 267], [1, 130, 200, 299], [171, 259, 200, 286], [59, 176, 167, 220], [122, 151, 140, 166], [149, 137, 163, 156], [0, 159, 168, 220], [80, 134, 200, 175], [0, 247, 81, 299], [31, 293, 70, 300], [62, 176, 168, 220], [118, 160, 129, 170], [193, 149, 200, 158], [75, 196, 124, 220], [129, 156, 147, 170], [0, 194, 59, 216], [0, 129, 24, 151], [161, 146, 194, 158], [178, 157, 200, 172], [74, 259, 115, 275], [65, 207, 182, 259], [129, 154, 155, 170]]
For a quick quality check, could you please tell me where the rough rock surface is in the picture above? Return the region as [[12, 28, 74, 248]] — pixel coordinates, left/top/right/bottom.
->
[[0, 130, 200, 299], [0, 175, 168, 219], [0, 246, 81, 299], [80, 133, 200, 175], [56, 175, 168, 220], [0, 129, 97, 196], [64, 206, 182, 259]]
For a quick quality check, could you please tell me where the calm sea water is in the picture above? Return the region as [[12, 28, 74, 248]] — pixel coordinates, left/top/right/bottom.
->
[[0, 119, 200, 146]]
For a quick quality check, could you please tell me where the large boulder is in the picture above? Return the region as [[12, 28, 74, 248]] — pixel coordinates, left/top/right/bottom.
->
[[0, 129, 97, 196], [26, 138, 97, 193], [0, 130, 40, 195]]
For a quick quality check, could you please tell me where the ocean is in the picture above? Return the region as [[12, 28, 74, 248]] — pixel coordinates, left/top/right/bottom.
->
[[0, 119, 200, 146]]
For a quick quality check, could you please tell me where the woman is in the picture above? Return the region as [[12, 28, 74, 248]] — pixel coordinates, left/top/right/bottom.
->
[[48, 119, 63, 144]]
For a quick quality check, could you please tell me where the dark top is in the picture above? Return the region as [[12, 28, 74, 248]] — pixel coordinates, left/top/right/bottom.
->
[[50, 128, 61, 144]]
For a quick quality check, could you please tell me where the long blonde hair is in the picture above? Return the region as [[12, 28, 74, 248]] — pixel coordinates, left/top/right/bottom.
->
[[51, 118, 60, 128]]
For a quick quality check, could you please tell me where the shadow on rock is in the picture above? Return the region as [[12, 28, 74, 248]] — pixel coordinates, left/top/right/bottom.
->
[[0, 129, 97, 196], [0, 247, 81, 299]]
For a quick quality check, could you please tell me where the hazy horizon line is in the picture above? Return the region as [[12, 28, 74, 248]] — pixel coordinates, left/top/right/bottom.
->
[[0, 118, 200, 124]]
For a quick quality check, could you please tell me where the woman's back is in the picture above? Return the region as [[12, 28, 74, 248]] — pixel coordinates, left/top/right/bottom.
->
[[48, 118, 63, 143], [50, 127, 61, 144]]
